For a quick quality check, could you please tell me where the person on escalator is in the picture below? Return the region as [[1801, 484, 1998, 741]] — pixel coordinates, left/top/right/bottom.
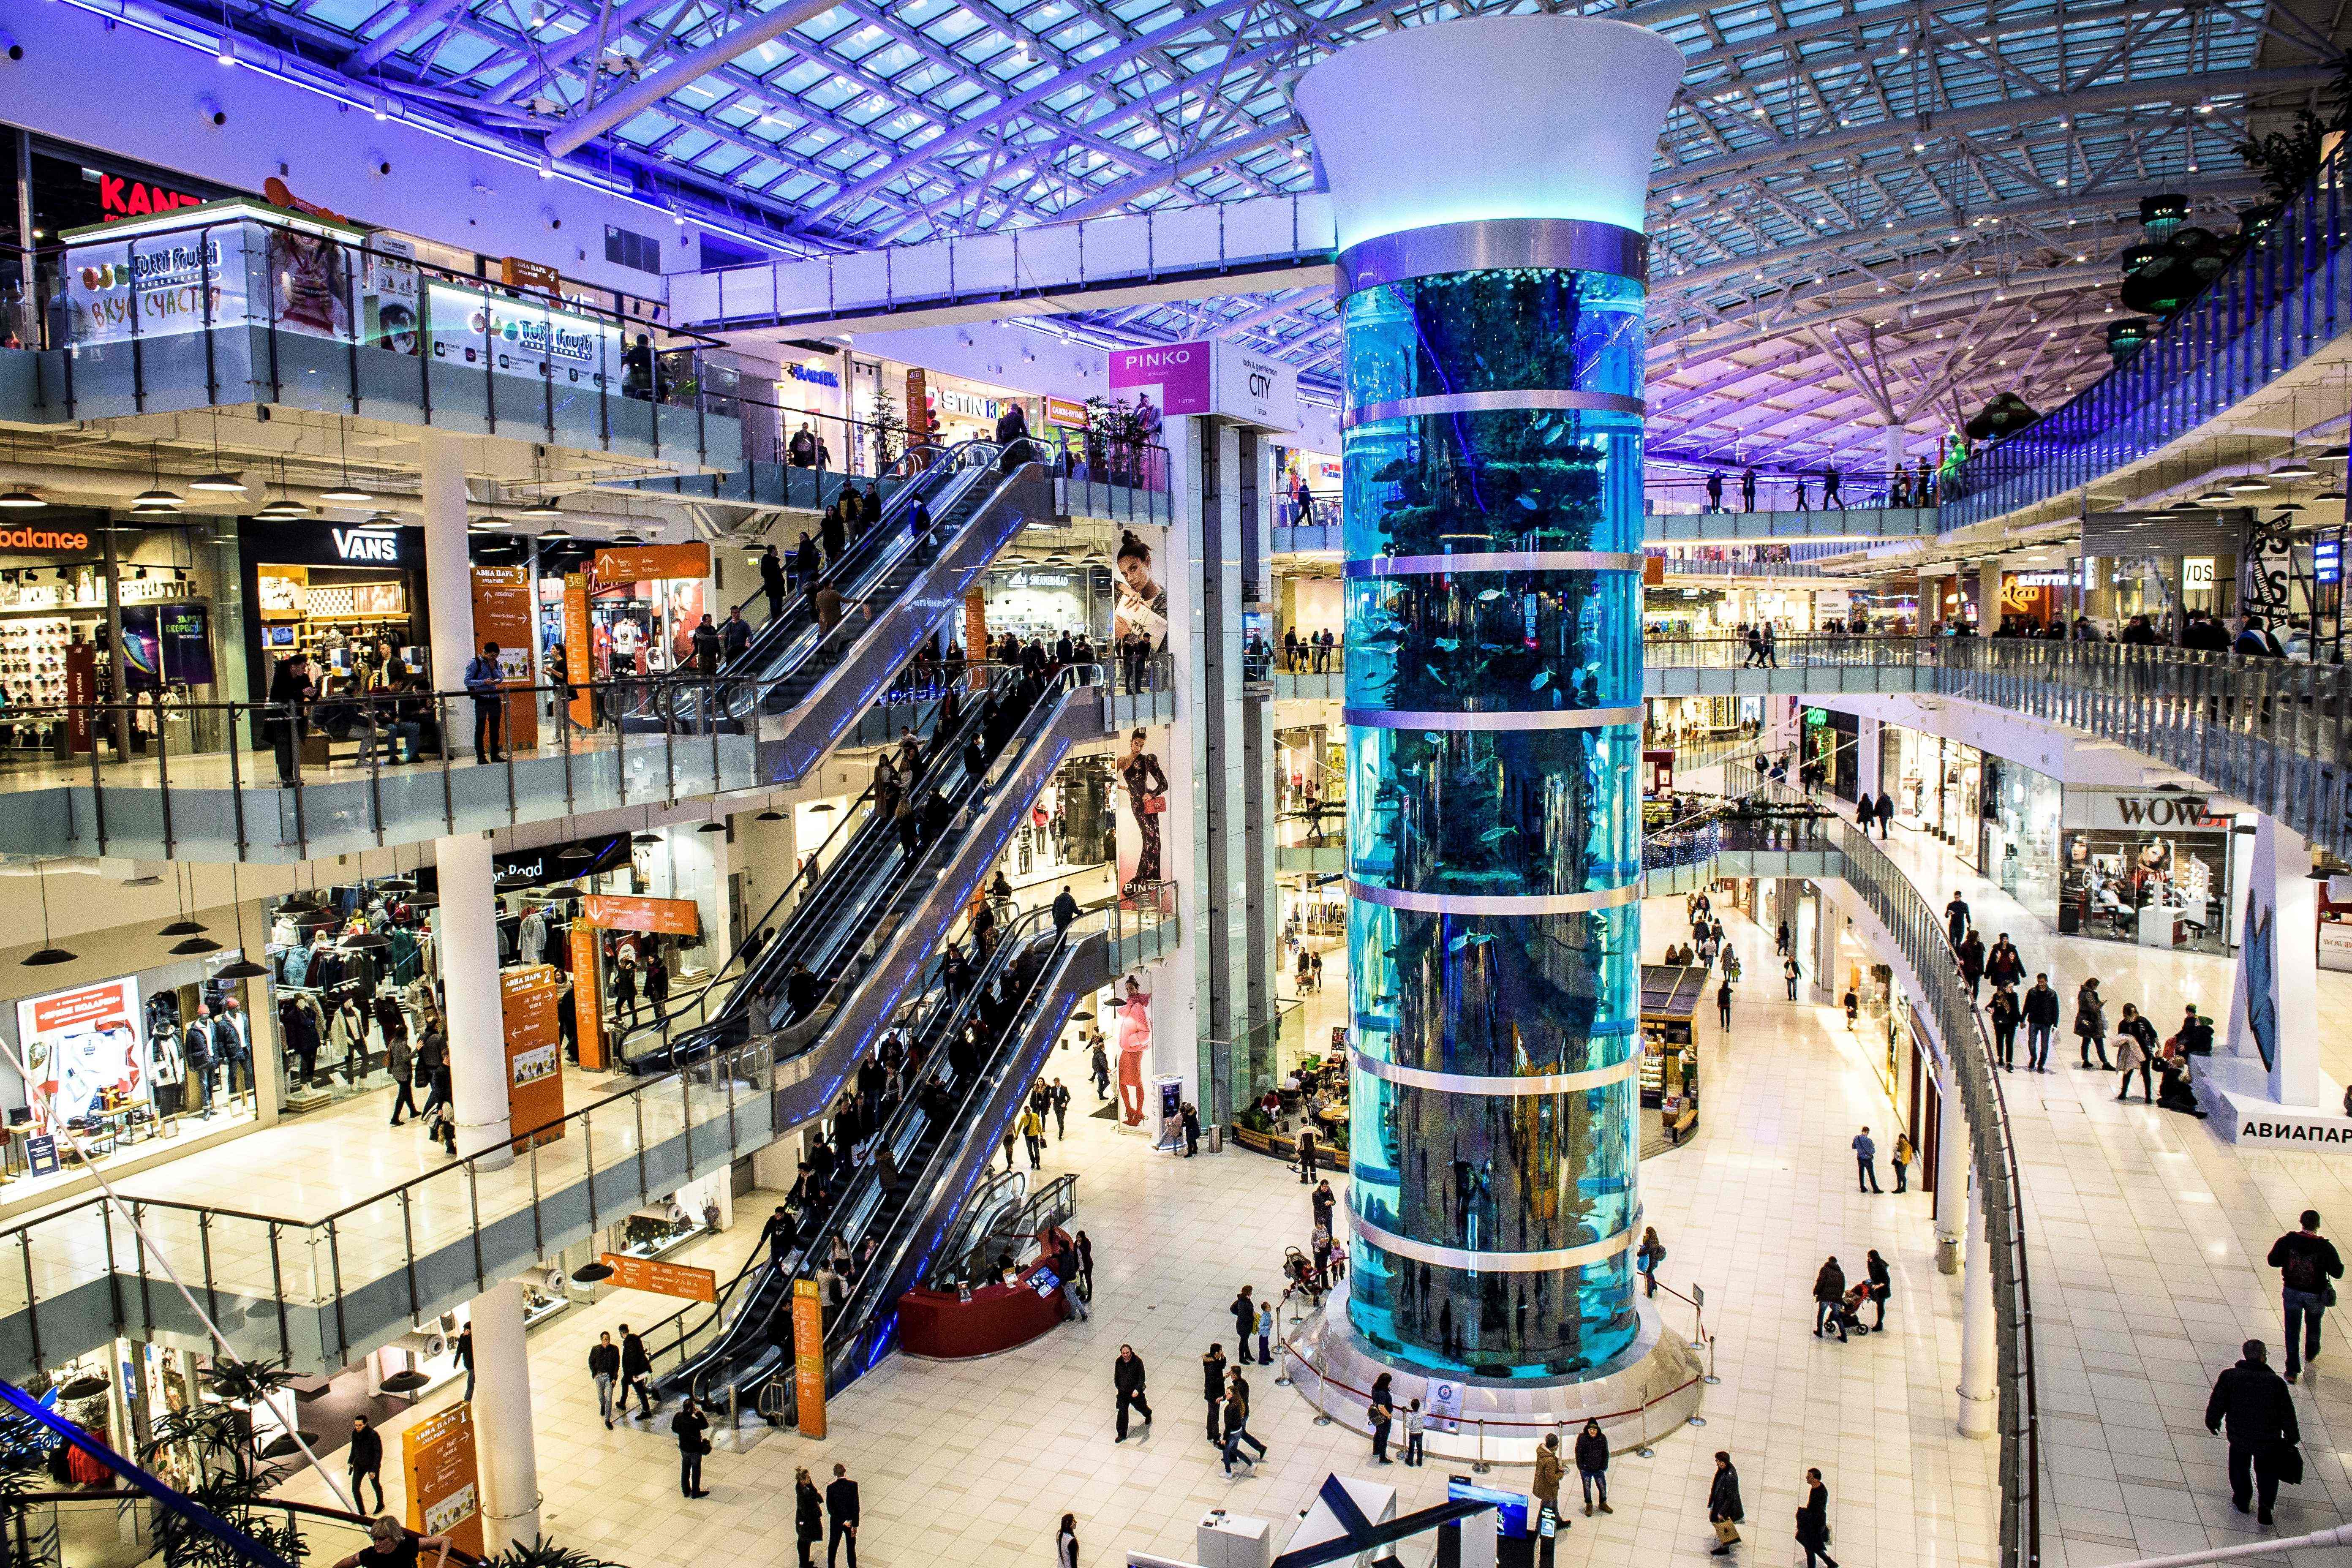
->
[[787, 962, 822, 1021], [894, 796, 920, 856], [761, 545, 788, 621], [895, 727, 924, 783], [1053, 886, 1080, 936], [909, 497, 933, 542], [721, 606, 753, 664], [961, 734, 987, 785], [645, 948, 671, 1015], [761, 1205, 796, 1270], [923, 790, 952, 845], [821, 502, 847, 566]]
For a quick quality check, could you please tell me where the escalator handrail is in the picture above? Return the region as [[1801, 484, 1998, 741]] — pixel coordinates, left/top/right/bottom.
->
[[694, 900, 1076, 1407]]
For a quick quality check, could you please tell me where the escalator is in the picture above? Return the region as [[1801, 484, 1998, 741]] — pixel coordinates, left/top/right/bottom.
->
[[620, 439, 1056, 789], [646, 900, 1107, 1419], [622, 662, 1098, 1076]]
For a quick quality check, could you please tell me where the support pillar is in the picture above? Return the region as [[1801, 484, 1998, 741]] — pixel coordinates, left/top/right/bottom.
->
[[468, 1280, 544, 1548], [1976, 558, 2004, 635], [1934, 1059, 1966, 1274], [1956, 1170, 1997, 1438], [418, 435, 512, 1167], [2226, 813, 2323, 1107], [1810, 893, 1837, 1005]]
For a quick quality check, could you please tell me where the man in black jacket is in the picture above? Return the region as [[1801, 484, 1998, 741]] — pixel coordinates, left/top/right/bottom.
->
[[2022, 975, 2061, 1073], [266, 653, 317, 787], [671, 1396, 709, 1497], [588, 1331, 621, 1427], [2206, 1339, 2298, 1522], [1113, 1344, 1152, 1441], [1706, 1451, 1744, 1555], [2268, 1210, 2345, 1381], [618, 1324, 653, 1416], [825, 1462, 860, 1568], [346, 1415, 384, 1512], [1200, 1343, 1228, 1442]]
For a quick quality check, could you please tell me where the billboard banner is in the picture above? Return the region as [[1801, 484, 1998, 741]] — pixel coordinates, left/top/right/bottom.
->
[[1107, 340, 1298, 431], [65, 228, 242, 345], [428, 282, 621, 388], [402, 1404, 483, 1557], [17, 978, 144, 1133]]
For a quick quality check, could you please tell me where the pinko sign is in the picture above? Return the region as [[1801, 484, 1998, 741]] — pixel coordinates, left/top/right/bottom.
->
[[1108, 342, 1214, 419]]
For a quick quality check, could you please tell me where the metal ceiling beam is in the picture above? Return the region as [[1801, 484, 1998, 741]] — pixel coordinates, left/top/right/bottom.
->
[[544, 0, 848, 155]]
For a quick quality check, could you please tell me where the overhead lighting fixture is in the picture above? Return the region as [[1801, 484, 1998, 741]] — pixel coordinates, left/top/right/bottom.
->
[[2317, 444, 2350, 466], [2227, 476, 2273, 493], [170, 936, 223, 956], [131, 487, 183, 509], [23, 861, 74, 967], [0, 489, 42, 510], [2164, 499, 2203, 512], [2317, 487, 2347, 501], [519, 498, 566, 520], [319, 481, 373, 504], [215, 956, 269, 979], [756, 810, 784, 822], [2272, 459, 2318, 480], [537, 524, 572, 540], [2195, 488, 2235, 505], [612, 531, 645, 546], [189, 471, 246, 493]]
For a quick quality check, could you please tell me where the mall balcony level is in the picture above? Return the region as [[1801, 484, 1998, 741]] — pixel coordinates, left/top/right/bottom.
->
[[1270, 506, 1942, 561], [0, 201, 740, 476]]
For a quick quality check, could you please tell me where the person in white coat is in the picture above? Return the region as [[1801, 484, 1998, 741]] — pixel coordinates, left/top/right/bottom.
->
[[148, 1026, 185, 1116]]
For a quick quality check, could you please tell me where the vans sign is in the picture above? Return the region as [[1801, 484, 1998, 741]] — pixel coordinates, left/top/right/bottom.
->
[[332, 528, 403, 563]]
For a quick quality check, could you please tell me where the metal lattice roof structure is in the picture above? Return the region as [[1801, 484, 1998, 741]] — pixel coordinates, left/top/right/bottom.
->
[[190, 0, 2348, 463]]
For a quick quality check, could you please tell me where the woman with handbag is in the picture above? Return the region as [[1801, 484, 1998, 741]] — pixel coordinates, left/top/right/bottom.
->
[[1794, 1469, 1837, 1568], [1707, 1451, 1744, 1555], [2074, 978, 2109, 1069]]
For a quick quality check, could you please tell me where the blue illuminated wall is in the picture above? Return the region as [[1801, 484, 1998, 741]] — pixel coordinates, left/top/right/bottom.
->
[[1341, 262, 1648, 1378]]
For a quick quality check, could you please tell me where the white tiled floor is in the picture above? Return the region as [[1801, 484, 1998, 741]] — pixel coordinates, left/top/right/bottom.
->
[[272, 892, 2009, 1568]]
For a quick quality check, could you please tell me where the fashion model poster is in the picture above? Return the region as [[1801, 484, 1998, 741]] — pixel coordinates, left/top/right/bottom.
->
[[17, 978, 144, 1133], [1114, 725, 1170, 902], [1111, 525, 1169, 652], [1115, 973, 1152, 1125]]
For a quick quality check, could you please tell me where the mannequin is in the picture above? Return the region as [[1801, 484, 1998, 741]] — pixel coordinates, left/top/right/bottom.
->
[[1116, 975, 1151, 1126], [148, 1025, 185, 1116]]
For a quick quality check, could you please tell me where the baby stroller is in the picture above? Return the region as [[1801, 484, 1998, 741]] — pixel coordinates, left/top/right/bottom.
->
[[1284, 1246, 1323, 1306]]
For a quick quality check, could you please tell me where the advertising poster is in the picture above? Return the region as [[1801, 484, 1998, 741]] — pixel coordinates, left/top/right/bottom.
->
[[402, 1403, 483, 1557], [598, 1252, 718, 1302], [1112, 731, 1169, 901], [471, 565, 539, 754], [17, 979, 144, 1133], [792, 1277, 827, 1438], [121, 606, 216, 691], [1107, 342, 1206, 433], [1114, 974, 1152, 1127], [427, 282, 621, 387], [583, 894, 700, 937], [364, 234, 421, 354], [63, 228, 240, 345], [264, 224, 357, 339], [500, 966, 565, 1151], [569, 923, 606, 1070], [1109, 524, 1168, 654]]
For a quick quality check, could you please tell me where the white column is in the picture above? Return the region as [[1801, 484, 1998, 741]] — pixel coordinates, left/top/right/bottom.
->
[[1976, 559, 2004, 634], [1934, 1059, 1966, 1274], [419, 432, 473, 693], [1855, 716, 1881, 802], [2226, 814, 2323, 1106], [1956, 1169, 1997, 1438], [1152, 414, 1204, 1103], [438, 832, 513, 1165], [468, 1280, 543, 1549], [1810, 895, 1837, 1005]]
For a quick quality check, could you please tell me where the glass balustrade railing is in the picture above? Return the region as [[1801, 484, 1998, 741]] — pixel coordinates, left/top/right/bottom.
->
[[1948, 143, 2352, 528]]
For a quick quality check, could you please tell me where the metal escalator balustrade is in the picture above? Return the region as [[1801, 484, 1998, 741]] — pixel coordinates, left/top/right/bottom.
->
[[643, 897, 1084, 1414]]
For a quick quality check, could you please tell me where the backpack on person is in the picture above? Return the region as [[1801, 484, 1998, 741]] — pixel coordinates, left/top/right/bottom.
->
[[2282, 1244, 2329, 1294]]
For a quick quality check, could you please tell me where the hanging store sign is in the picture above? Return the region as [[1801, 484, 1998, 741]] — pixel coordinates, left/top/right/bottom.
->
[[583, 893, 701, 936], [501, 964, 565, 1152], [598, 1252, 719, 1302], [2183, 556, 2218, 588], [785, 361, 840, 389], [1044, 396, 1089, 430], [1107, 339, 1297, 431], [590, 544, 710, 585]]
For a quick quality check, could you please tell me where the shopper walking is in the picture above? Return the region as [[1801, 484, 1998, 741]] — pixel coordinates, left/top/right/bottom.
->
[[1784, 955, 1800, 1000], [2074, 978, 2109, 1069], [1944, 892, 1969, 947], [1637, 1225, 1665, 1297], [671, 1396, 710, 1498], [1533, 1432, 1564, 1516], [1718, 977, 1733, 1029], [2268, 1210, 2344, 1381], [1873, 789, 1894, 838], [618, 1324, 652, 1415], [1200, 1344, 1228, 1442], [2023, 974, 2059, 1072], [1221, 1379, 1268, 1472], [1987, 984, 2020, 1070], [826, 1463, 861, 1568], [2205, 1340, 2299, 1524], [1112, 1345, 1152, 1441], [1794, 1470, 1837, 1568], [1707, 1452, 1745, 1555], [346, 1416, 384, 1513], [1851, 1127, 1882, 1193], [588, 1331, 620, 1427], [1575, 1420, 1612, 1515], [1812, 1257, 1848, 1340], [455, 1323, 475, 1401], [795, 1469, 825, 1568]]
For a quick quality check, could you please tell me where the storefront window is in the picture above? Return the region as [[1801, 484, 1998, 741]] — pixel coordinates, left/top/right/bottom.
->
[[1879, 725, 1981, 866], [2059, 792, 2233, 953], [1981, 757, 2063, 925]]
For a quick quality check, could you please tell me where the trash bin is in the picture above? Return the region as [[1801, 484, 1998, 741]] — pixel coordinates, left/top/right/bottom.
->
[[1206, 1124, 1224, 1154]]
